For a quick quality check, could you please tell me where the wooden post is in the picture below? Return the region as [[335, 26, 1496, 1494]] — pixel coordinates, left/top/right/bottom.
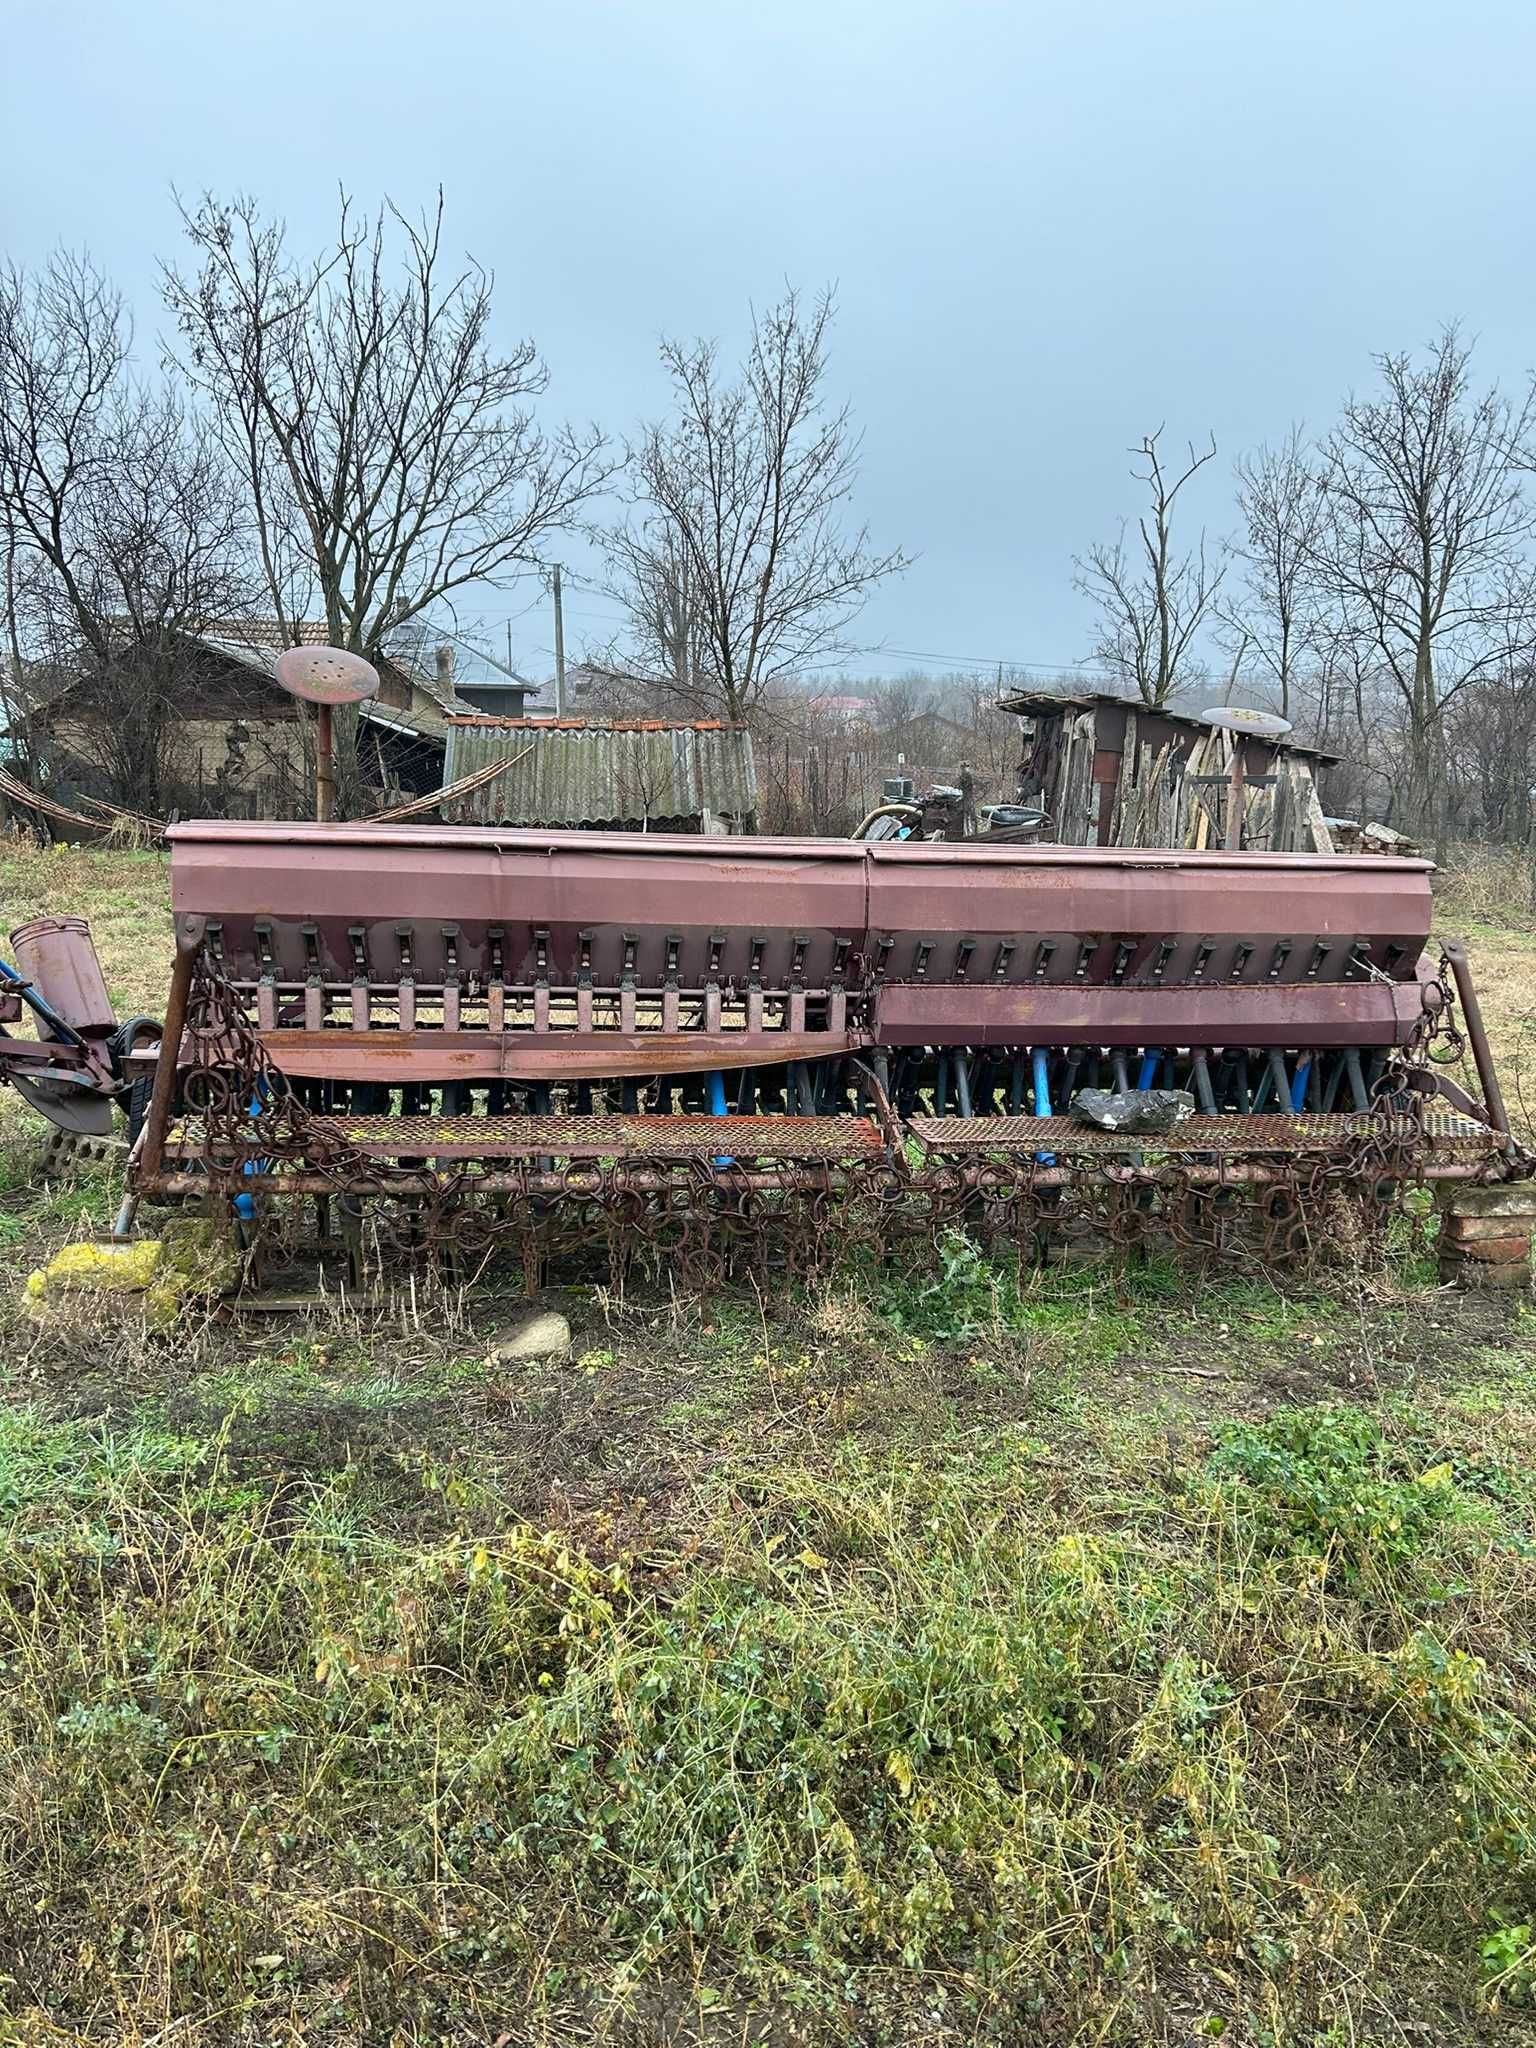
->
[[552, 565, 566, 717], [1224, 739, 1246, 851], [136, 926, 200, 1187]]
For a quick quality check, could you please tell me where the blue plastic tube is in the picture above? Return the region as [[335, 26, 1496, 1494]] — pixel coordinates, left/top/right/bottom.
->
[[1032, 1047, 1055, 1165]]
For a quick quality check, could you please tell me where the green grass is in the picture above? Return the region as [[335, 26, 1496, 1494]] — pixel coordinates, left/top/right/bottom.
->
[[0, 1223, 1535, 2044], [2, 848, 1535, 2041]]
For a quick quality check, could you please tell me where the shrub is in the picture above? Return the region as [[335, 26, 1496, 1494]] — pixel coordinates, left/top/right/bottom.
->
[[1205, 1403, 1463, 1583]]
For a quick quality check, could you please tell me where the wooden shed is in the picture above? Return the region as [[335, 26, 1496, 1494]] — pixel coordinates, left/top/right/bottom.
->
[[1000, 691, 1338, 854]]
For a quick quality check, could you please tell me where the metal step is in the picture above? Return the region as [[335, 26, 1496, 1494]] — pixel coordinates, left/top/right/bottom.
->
[[167, 1111, 887, 1164], [160, 1106, 1500, 1173], [910, 1109, 1497, 1158]]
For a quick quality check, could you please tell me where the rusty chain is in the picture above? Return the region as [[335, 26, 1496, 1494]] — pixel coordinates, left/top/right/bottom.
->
[[162, 945, 1477, 1291]]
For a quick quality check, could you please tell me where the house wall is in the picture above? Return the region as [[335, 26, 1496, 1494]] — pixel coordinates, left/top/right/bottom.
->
[[48, 711, 311, 819], [34, 635, 457, 821]]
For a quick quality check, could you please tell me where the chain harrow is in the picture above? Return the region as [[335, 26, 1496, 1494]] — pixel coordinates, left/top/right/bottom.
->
[[156, 947, 1476, 1292]]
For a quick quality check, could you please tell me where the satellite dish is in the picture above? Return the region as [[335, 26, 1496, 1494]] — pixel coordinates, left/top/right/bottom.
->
[[274, 646, 380, 822], [1199, 704, 1293, 740], [274, 645, 380, 706], [1198, 706, 1292, 854]]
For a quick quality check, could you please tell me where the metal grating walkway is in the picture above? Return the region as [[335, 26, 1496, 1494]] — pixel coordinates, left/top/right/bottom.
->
[[305, 1111, 886, 1162], [910, 1109, 1498, 1157], [163, 1107, 1499, 1166]]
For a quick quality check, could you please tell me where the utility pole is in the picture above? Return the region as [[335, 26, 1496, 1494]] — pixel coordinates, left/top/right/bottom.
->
[[552, 564, 566, 717]]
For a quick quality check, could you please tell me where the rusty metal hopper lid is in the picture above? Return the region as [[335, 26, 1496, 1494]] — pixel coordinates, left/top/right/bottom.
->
[[274, 645, 380, 706]]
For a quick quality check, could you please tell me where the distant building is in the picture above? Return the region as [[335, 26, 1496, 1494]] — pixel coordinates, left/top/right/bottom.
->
[[445, 645, 546, 720], [877, 709, 982, 786], [808, 694, 877, 725], [453, 677, 544, 718], [32, 625, 477, 816]]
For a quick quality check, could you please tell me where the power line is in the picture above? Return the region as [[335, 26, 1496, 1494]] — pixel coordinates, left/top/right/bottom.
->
[[878, 645, 1112, 674]]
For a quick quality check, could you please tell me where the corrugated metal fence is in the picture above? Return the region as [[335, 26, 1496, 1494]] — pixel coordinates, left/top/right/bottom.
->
[[441, 720, 757, 829]]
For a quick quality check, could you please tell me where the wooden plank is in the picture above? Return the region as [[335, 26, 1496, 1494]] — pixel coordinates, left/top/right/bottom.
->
[[1302, 771, 1335, 853], [1109, 710, 1138, 844]]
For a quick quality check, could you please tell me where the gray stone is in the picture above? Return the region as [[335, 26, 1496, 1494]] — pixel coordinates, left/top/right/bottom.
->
[[487, 1309, 572, 1364]]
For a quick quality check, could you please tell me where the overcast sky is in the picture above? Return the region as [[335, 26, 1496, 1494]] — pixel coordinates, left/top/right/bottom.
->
[[5, 0, 1535, 685]]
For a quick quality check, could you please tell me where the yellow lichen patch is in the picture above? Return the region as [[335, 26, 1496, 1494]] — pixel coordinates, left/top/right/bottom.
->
[[144, 1216, 242, 1326], [23, 1217, 242, 1328], [25, 1238, 164, 1320]]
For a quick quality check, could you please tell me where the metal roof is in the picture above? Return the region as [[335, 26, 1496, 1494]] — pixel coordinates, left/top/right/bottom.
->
[[441, 718, 757, 826], [997, 688, 1341, 765]]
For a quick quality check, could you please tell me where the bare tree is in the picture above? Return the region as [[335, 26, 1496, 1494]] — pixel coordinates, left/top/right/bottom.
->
[[1220, 426, 1325, 720], [609, 289, 908, 721], [872, 670, 938, 733], [1312, 327, 1536, 840], [163, 191, 613, 661], [1440, 662, 1536, 841], [1074, 429, 1223, 706], [0, 250, 253, 812], [603, 520, 708, 695], [0, 252, 132, 669], [2, 498, 48, 784]]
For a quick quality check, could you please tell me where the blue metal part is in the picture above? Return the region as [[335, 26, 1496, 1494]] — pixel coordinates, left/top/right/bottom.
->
[[1032, 1046, 1056, 1165], [708, 1068, 735, 1167], [1345, 1049, 1370, 1113], [235, 1083, 271, 1224], [1254, 1052, 1292, 1112]]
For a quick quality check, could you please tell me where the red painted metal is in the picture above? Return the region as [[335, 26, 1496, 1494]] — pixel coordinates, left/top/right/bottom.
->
[[863, 843, 1430, 975], [873, 980, 1426, 1050], [165, 821, 1431, 1008], [10, 916, 118, 1036], [129, 823, 1452, 1101], [257, 1026, 866, 1082]]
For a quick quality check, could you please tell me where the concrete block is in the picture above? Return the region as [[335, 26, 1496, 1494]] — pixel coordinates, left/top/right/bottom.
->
[[1435, 1180, 1536, 1220], [1449, 1235, 1531, 1266], [1440, 1256, 1533, 1291]]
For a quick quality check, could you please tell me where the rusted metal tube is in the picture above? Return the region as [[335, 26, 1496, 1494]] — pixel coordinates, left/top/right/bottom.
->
[[1442, 938, 1512, 1148], [138, 1159, 1492, 1200], [112, 1121, 150, 1240], [9, 916, 115, 1039], [135, 931, 199, 1185], [315, 703, 335, 824]]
